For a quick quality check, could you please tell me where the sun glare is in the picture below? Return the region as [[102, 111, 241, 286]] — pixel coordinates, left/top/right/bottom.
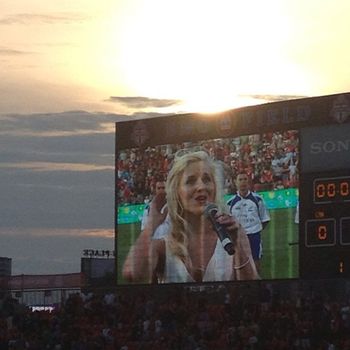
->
[[102, 0, 310, 113], [178, 93, 257, 114]]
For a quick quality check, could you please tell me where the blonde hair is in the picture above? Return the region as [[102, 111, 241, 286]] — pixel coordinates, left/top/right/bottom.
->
[[165, 150, 226, 262]]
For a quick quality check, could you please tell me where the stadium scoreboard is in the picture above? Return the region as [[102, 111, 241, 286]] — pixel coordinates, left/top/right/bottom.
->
[[300, 119, 350, 278], [116, 92, 350, 283]]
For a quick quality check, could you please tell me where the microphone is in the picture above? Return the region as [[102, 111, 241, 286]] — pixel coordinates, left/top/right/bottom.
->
[[204, 203, 235, 255]]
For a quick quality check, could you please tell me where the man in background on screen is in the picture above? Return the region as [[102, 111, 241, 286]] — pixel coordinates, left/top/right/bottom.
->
[[141, 178, 170, 240], [228, 171, 270, 273], [141, 179, 166, 229]]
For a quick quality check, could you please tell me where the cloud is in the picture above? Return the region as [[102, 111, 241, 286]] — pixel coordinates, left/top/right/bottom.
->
[[0, 161, 114, 172], [34, 42, 77, 48], [0, 111, 120, 230], [0, 228, 113, 274], [0, 77, 120, 115], [241, 94, 308, 103], [0, 111, 128, 136], [2, 227, 114, 238], [107, 96, 182, 109], [0, 47, 33, 56], [131, 111, 174, 118], [0, 12, 91, 25], [0, 166, 115, 229], [0, 110, 168, 167]]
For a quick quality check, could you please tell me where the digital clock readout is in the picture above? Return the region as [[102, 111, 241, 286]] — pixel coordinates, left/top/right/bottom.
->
[[313, 176, 350, 203]]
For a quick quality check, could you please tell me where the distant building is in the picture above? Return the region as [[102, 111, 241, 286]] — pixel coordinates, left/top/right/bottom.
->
[[81, 254, 115, 286], [0, 257, 11, 276], [0, 257, 11, 291]]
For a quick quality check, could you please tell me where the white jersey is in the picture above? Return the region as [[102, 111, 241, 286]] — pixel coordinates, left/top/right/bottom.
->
[[228, 191, 270, 234], [141, 202, 168, 231]]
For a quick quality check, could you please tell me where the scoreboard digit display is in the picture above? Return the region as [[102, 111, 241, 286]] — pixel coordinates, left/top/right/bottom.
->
[[313, 176, 350, 203], [304, 218, 336, 247], [116, 92, 350, 284]]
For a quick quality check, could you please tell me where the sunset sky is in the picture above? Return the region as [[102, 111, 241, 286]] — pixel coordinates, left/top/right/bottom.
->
[[1, 0, 350, 274]]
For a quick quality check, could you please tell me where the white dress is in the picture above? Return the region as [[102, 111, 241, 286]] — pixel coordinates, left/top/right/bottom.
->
[[161, 237, 234, 283]]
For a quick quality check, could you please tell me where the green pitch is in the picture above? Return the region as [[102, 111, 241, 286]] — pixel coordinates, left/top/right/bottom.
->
[[116, 207, 299, 284], [259, 208, 298, 280]]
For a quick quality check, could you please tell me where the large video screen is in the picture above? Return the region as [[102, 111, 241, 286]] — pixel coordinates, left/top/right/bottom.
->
[[116, 93, 350, 284], [116, 130, 299, 284]]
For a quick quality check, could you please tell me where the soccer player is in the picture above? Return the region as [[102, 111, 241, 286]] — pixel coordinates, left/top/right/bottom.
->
[[228, 171, 270, 273], [141, 179, 167, 231]]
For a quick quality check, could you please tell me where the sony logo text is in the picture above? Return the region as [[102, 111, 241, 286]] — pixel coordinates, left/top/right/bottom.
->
[[310, 139, 350, 154]]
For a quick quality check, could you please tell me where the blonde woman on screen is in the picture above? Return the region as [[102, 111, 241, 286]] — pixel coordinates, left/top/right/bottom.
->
[[122, 150, 258, 283]]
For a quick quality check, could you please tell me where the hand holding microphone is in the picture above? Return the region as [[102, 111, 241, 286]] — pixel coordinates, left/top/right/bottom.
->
[[204, 203, 237, 256]]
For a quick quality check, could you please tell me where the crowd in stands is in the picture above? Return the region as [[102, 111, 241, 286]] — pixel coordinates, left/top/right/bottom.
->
[[1, 279, 350, 349], [117, 131, 299, 205]]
